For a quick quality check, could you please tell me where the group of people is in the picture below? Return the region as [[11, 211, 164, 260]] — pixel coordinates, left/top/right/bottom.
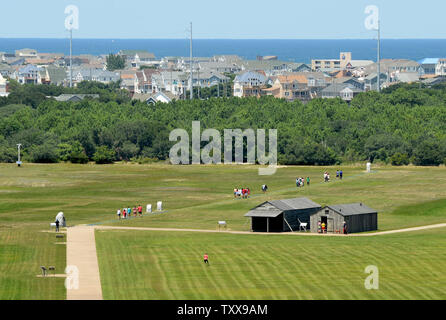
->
[[323, 172, 331, 182], [234, 188, 251, 199], [336, 170, 344, 180], [318, 221, 348, 235], [296, 177, 310, 188], [324, 170, 344, 182], [117, 205, 143, 219]]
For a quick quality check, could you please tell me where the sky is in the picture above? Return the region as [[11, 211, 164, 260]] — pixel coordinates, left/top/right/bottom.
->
[[0, 0, 444, 39]]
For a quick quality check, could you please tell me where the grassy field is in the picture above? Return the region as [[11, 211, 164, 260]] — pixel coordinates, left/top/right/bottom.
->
[[1, 163, 446, 232], [0, 229, 66, 300], [1, 162, 446, 299], [95, 229, 446, 300]]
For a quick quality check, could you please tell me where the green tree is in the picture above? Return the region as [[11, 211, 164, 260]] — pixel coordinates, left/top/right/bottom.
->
[[106, 54, 126, 71], [93, 146, 115, 164], [390, 153, 410, 166], [413, 140, 443, 166]]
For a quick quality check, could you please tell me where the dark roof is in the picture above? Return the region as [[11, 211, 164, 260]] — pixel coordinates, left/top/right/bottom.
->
[[245, 198, 321, 218], [269, 198, 321, 211], [327, 203, 377, 216], [245, 202, 283, 218], [53, 94, 99, 102]]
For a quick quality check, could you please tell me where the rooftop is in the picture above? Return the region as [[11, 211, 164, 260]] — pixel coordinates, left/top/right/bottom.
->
[[328, 203, 377, 216]]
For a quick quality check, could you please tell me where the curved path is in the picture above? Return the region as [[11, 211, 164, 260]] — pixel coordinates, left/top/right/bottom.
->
[[95, 222, 446, 237]]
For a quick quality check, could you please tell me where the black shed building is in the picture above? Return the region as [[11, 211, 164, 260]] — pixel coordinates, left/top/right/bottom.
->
[[245, 198, 322, 232], [310, 203, 378, 234]]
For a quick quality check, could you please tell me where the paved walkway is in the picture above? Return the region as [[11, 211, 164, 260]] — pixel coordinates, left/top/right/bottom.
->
[[96, 223, 446, 237], [66, 226, 103, 300]]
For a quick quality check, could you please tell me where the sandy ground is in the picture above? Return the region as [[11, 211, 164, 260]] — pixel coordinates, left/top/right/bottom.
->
[[66, 226, 103, 300]]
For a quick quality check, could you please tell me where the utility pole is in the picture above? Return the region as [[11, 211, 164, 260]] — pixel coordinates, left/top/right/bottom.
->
[[16, 144, 22, 167], [70, 29, 73, 88], [190, 22, 193, 100], [377, 19, 381, 93], [197, 67, 200, 99]]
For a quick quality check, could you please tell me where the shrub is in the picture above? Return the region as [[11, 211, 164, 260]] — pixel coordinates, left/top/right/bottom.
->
[[70, 151, 89, 164], [390, 153, 410, 166], [26, 143, 60, 163], [413, 140, 443, 166], [93, 146, 115, 164], [0, 145, 17, 163]]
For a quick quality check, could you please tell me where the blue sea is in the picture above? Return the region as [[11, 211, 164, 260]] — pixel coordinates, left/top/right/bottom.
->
[[0, 38, 445, 63]]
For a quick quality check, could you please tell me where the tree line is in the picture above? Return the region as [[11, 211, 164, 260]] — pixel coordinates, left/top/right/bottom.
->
[[1, 81, 446, 166]]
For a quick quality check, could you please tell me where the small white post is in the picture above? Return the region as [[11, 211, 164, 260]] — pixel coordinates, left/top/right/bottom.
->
[[157, 201, 163, 211], [16, 143, 22, 167], [146, 204, 152, 214], [367, 162, 372, 173]]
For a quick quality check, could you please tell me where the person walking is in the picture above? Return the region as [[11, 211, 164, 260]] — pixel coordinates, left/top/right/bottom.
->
[[343, 221, 348, 235], [138, 205, 143, 217], [340, 170, 343, 180], [117, 209, 121, 220], [321, 222, 326, 234], [55, 219, 60, 232], [204, 253, 210, 266], [133, 206, 137, 217], [123, 208, 127, 219], [307, 177, 310, 186]]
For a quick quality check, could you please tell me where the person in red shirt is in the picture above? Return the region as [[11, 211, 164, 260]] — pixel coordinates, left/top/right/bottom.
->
[[204, 253, 209, 265], [138, 205, 143, 216]]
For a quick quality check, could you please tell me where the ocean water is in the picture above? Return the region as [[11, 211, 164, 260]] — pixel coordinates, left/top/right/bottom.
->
[[0, 38, 445, 63]]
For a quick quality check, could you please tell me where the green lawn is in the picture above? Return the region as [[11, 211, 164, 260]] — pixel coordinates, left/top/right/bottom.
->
[[0, 228, 66, 300], [1, 162, 446, 299], [96, 229, 446, 300], [1, 163, 446, 232]]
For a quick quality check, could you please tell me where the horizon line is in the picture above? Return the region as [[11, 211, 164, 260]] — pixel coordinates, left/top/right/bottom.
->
[[1, 37, 446, 41]]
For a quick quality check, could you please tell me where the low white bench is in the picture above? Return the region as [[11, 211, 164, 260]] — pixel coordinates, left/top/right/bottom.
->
[[218, 221, 227, 231]]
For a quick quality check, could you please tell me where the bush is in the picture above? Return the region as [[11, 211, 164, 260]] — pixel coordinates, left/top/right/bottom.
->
[[390, 153, 410, 166], [70, 151, 89, 164], [413, 140, 444, 166], [93, 146, 115, 164], [0, 145, 17, 163], [26, 143, 60, 163]]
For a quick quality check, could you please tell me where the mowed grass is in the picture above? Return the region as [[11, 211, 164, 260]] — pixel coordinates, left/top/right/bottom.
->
[[96, 229, 446, 300], [1, 163, 446, 231], [0, 228, 66, 300], [1, 163, 446, 299]]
